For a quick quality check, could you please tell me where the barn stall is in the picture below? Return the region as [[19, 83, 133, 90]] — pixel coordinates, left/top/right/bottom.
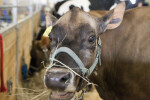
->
[[0, 0, 41, 100]]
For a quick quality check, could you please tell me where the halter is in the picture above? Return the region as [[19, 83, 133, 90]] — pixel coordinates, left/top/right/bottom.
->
[[44, 26, 102, 100], [43, 25, 102, 76], [51, 37, 102, 77]]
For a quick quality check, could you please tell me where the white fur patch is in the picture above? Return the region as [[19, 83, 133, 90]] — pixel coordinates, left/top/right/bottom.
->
[[57, 0, 91, 16], [130, 0, 136, 4], [110, 3, 117, 10]]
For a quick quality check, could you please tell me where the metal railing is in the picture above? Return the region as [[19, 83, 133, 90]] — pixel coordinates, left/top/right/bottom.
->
[[0, 0, 41, 85], [0, 5, 32, 8]]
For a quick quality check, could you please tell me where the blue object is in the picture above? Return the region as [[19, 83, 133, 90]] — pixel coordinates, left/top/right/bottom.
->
[[21, 64, 28, 80], [1, 10, 12, 23], [3, 10, 8, 16], [41, 12, 45, 22]]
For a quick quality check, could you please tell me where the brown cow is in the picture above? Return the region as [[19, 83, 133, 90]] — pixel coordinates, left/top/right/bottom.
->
[[90, 7, 150, 100], [43, 2, 150, 100], [28, 37, 50, 76]]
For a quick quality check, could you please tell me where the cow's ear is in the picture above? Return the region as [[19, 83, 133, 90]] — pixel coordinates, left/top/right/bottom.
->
[[99, 2, 125, 33], [46, 12, 58, 28]]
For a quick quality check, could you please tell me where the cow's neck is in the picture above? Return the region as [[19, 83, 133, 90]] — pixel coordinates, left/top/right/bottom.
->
[[89, 8, 150, 100], [89, 28, 128, 99]]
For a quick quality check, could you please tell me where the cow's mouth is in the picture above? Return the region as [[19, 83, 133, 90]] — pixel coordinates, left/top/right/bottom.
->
[[50, 91, 75, 100]]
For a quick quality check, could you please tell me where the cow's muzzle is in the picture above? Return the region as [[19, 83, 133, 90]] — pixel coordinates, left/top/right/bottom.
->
[[45, 71, 71, 90], [44, 68, 76, 100]]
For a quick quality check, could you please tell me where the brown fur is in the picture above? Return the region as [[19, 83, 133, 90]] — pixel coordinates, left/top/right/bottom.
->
[[29, 37, 50, 75], [46, 3, 126, 93], [89, 7, 150, 100], [43, 4, 150, 100]]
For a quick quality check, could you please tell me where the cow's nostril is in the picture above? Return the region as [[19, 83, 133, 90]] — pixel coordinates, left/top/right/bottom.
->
[[60, 72, 72, 82], [45, 71, 72, 90]]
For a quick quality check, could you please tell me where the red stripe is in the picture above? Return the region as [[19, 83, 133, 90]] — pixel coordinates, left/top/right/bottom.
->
[[0, 34, 7, 92]]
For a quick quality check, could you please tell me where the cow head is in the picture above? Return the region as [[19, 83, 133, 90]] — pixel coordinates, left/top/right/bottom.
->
[[44, 2, 125, 100], [28, 37, 50, 76]]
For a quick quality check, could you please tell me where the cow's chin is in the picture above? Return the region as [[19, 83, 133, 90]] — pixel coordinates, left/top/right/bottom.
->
[[50, 91, 76, 100]]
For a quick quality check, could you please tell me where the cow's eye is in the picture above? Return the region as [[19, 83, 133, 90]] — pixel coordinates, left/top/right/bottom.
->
[[88, 35, 95, 43]]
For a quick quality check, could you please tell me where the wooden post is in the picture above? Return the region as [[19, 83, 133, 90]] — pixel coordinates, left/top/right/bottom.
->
[[0, 0, 3, 5]]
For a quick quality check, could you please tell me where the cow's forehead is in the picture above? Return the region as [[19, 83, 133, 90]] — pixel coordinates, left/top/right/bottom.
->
[[56, 7, 97, 30]]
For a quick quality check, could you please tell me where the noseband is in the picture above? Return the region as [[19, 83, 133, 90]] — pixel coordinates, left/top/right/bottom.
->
[[51, 37, 102, 77]]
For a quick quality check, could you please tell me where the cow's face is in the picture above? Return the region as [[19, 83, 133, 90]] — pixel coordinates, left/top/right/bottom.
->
[[44, 2, 125, 100]]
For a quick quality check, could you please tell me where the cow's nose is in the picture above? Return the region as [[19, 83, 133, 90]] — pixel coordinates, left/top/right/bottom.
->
[[45, 72, 72, 90]]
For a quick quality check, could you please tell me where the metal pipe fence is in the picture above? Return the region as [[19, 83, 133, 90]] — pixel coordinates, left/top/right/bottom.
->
[[0, 0, 41, 85]]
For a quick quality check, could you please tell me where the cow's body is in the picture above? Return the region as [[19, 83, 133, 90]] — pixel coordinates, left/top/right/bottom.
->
[[30, 3, 150, 100], [90, 7, 150, 100]]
